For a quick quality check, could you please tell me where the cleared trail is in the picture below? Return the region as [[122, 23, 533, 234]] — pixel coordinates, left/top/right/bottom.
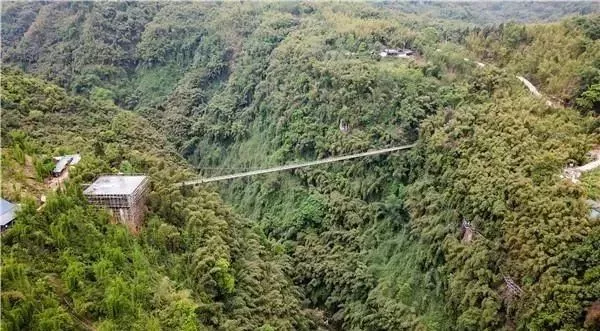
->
[[516, 76, 542, 97], [466, 58, 559, 108], [516, 75, 558, 107], [178, 144, 416, 186]]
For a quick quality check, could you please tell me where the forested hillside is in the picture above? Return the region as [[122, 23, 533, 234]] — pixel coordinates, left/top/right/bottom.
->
[[2, 2, 600, 331], [1, 70, 322, 330], [380, 1, 599, 25], [465, 15, 600, 109]]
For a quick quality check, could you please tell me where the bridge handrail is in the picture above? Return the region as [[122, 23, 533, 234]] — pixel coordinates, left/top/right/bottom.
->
[[177, 143, 416, 186]]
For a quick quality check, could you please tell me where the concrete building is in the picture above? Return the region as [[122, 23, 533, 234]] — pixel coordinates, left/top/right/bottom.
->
[[83, 175, 150, 231], [1, 198, 18, 232]]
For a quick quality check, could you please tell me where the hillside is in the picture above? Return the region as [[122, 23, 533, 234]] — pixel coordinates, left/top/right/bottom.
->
[[2, 2, 600, 331], [465, 15, 600, 109], [1, 69, 322, 330], [379, 1, 600, 25]]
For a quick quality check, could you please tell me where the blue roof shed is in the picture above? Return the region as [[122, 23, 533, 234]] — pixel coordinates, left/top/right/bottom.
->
[[1, 198, 18, 229]]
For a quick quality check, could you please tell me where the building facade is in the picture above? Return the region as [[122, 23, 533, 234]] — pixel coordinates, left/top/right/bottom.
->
[[83, 175, 150, 231]]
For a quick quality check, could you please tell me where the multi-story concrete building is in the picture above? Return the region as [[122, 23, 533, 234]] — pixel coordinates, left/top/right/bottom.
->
[[83, 175, 149, 231]]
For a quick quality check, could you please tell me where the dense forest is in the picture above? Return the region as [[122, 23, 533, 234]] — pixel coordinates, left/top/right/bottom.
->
[[2, 2, 599, 331], [1, 68, 322, 330]]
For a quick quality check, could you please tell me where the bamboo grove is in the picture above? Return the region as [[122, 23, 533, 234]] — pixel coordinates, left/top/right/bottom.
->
[[1, 2, 599, 330]]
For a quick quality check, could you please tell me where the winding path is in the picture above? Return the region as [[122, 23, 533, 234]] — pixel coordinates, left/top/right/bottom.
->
[[516, 76, 558, 107], [563, 148, 600, 182], [516, 76, 542, 97], [177, 144, 416, 186], [466, 57, 559, 107]]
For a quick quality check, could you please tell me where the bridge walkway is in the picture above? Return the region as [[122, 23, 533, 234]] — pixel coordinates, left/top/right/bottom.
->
[[177, 144, 416, 186]]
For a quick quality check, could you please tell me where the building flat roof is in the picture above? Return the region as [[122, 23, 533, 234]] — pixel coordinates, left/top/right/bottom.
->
[[83, 175, 147, 196], [1, 198, 18, 226]]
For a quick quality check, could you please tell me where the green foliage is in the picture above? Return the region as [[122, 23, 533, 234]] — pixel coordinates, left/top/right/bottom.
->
[[33, 156, 53, 181], [377, 2, 600, 25], [119, 160, 134, 174], [581, 169, 600, 200], [90, 87, 116, 107], [2, 3, 599, 331], [1, 70, 320, 330], [407, 78, 598, 329], [466, 15, 600, 107], [577, 83, 600, 113]]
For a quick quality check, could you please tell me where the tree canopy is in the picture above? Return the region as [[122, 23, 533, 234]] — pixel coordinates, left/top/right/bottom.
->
[[2, 2, 599, 330]]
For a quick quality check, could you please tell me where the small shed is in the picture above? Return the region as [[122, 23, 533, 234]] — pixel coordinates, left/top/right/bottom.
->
[[379, 48, 415, 58], [1, 198, 18, 232], [460, 219, 474, 243], [52, 153, 81, 177], [339, 119, 349, 133], [83, 175, 150, 231]]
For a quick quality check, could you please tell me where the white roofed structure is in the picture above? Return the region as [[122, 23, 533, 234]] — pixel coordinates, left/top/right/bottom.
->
[[84, 175, 147, 196], [84, 175, 149, 232], [52, 153, 81, 176]]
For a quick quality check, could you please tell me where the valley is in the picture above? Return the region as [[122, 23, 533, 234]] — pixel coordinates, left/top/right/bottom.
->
[[1, 2, 599, 331]]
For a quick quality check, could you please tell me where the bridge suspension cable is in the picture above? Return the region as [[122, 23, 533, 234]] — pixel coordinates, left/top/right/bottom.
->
[[177, 143, 416, 187]]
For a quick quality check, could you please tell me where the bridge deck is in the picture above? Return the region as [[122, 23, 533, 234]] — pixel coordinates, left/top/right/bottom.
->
[[177, 144, 416, 186]]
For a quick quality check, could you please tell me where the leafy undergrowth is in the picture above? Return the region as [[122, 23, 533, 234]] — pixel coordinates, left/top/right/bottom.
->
[[581, 169, 600, 200]]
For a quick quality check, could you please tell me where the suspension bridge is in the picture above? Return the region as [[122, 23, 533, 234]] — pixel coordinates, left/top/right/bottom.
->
[[177, 144, 416, 186]]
